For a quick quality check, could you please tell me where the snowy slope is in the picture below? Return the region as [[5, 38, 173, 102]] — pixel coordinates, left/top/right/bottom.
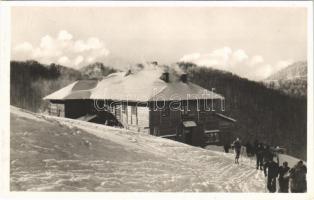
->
[[10, 106, 267, 192]]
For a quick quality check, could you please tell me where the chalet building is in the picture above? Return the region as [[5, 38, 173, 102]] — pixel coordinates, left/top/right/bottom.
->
[[43, 64, 236, 147]]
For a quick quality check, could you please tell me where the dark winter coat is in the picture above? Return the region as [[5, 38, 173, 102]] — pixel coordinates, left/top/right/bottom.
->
[[256, 145, 264, 157], [223, 143, 231, 153], [290, 164, 307, 193], [264, 160, 279, 178], [263, 148, 273, 162], [279, 166, 290, 179], [233, 140, 241, 151], [278, 166, 290, 192], [246, 142, 253, 156], [253, 140, 259, 150]]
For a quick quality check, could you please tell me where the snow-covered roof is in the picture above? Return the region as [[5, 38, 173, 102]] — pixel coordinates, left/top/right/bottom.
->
[[43, 67, 224, 102]]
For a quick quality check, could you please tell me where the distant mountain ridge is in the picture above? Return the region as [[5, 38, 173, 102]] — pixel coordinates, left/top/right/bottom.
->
[[264, 61, 307, 97], [266, 61, 307, 81]]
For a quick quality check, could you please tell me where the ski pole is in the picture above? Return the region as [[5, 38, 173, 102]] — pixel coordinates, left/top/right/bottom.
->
[[265, 176, 267, 192]]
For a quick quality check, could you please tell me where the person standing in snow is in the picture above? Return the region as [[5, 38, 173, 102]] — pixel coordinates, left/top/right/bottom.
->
[[278, 161, 290, 193], [289, 160, 307, 193], [223, 142, 231, 153], [256, 143, 264, 170], [253, 139, 259, 156], [264, 154, 279, 193], [263, 145, 274, 163], [233, 138, 241, 164], [246, 142, 253, 157]]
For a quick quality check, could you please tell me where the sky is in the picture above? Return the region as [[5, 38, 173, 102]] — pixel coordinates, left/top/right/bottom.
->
[[11, 6, 308, 81]]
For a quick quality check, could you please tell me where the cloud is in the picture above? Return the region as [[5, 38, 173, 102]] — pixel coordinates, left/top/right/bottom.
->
[[74, 55, 84, 66], [179, 47, 293, 81], [58, 30, 73, 41], [40, 35, 54, 49], [180, 47, 233, 70], [180, 53, 201, 62], [12, 30, 110, 68], [274, 60, 294, 71], [232, 49, 249, 63], [249, 55, 264, 66], [14, 42, 33, 52], [58, 56, 70, 65], [254, 64, 273, 80]]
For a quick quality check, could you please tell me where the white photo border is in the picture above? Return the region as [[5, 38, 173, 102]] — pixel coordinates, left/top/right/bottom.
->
[[0, 1, 313, 200]]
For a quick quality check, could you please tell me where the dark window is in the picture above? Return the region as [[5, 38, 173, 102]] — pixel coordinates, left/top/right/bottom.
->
[[205, 131, 220, 143]]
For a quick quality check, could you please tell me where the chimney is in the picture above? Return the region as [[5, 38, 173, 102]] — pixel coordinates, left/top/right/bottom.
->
[[151, 61, 158, 66], [180, 73, 188, 83], [160, 72, 170, 83]]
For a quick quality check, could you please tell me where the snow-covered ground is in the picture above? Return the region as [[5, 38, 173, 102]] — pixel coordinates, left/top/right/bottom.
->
[[11, 106, 270, 192], [205, 145, 305, 167]]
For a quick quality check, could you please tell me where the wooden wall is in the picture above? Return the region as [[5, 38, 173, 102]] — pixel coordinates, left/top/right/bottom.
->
[[148, 99, 231, 147], [48, 102, 65, 117], [118, 104, 149, 132], [48, 99, 234, 147]]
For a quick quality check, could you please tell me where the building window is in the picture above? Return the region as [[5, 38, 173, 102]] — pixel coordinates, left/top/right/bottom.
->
[[131, 106, 137, 115], [109, 105, 114, 114], [115, 105, 121, 120], [130, 106, 138, 125], [49, 103, 64, 117], [205, 130, 220, 143]]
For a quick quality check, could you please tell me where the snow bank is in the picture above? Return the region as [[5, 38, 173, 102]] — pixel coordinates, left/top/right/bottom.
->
[[10, 107, 266, 192]]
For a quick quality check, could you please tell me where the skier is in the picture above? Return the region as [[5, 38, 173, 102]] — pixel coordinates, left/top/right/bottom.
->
[[264, 154, 279, 193], [289, 160, 307, 193], [233, 138, 241, 164], [278, 161, 290, 193], [263, 145, 274, 163], [253, 139, 259, 156], [246, 142, 253, 157], [256, 143, 264, 170]]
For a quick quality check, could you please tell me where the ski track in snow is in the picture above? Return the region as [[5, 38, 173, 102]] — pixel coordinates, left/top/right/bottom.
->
[[10, 107, 266, 192]]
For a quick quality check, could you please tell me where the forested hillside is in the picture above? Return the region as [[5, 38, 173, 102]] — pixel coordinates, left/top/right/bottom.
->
[[264, 61, 307, 97], [11, 61, 82, 112], [10, 60, 307, 160], [10, 61, 118, 112], [264, 79, 307, 97], [178, 62, 307, 160]]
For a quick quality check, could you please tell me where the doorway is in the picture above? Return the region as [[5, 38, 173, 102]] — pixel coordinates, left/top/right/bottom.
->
[[184, 128, 193, 145]]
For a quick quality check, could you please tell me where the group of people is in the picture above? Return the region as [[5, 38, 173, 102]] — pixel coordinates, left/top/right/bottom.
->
[[226, 138, 307, 193], [263, 155, 307, 193]]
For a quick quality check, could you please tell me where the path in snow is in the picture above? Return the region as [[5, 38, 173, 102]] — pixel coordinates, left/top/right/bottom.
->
[[10, 107, 266, 192]]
